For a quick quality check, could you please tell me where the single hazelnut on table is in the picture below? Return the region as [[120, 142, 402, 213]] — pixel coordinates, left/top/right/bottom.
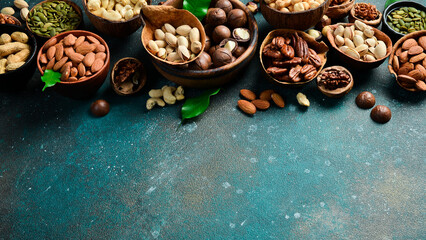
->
[[91, 99, 110, 117], [212, 25, 231, 43], [233, 46, 246, 58], [219, 38, 238, 53], [206, 8, 227, 27], [212, 48, 233, 67], [215, 0, 233, 14], [370, 105, 391, 123], [191, 52, 212, 70], [227, 9, 247, 29], [233, 28, 251, 43], [355, 91, 375, 109]]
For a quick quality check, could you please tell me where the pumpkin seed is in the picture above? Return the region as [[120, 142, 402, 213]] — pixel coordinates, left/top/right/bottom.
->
[[387, 6, 426, 35]]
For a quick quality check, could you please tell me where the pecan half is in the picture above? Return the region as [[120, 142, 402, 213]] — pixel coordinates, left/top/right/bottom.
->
[[272, 36, 286, 49], [308, 48, 322, 68], [266, 67, 288, 76], [272, 57, 302, 67], [280, 44, 295, 59]]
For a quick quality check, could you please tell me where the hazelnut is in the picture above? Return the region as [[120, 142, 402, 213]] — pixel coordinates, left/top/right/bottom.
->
[[204, 35, 212, 52], [227, 9, 247, 29], [233, 46, 246, 58], [215, 0, 233, 14], [203, 24, 215, 37], [191, 52, 212, 70], [246, 2, 258, 13], [212, 48, 233, 67], [219, 38, 238, 53], [206, 8, 227, 27], [212, 25, 231, 43], [370, 105, 391, 123], [356, 91, 375, 109], [233, 28, 251, 42], [91, 99, 110, 117]]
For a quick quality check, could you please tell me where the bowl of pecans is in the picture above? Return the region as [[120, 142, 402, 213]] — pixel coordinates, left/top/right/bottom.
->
[[326, 0, 354, 20], [348, 2, 382, 28], [260, 29, 329, 87], [0, 14, 21, 26]]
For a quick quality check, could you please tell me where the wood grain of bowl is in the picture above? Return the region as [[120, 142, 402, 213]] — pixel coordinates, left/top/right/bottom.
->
[[148, 0, 258, 89], [348, 3, 382, 28], [326, 0, 354, 19], [260, 0, 330, 31]]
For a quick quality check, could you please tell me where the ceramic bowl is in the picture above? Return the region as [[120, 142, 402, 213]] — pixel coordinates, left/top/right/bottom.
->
[[0, 14, 22, 26], [382, 1, 426, 41], [148, 0, 258, 89], [348, 3, 382, 28], [110, 57, 146, 96], [260, 29, 329, 87], [82, 0, 151, 37], [37, 30, 110, 99], [260, 0, 330, 31], [0, 24, 37, 91], [26, 0, 83, 41], [326, 0, 354, 19], [326, 23, 392, 69], [388, 30, 426, 92]]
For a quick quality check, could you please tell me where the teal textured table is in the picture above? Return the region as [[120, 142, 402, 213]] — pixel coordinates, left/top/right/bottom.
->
[[0, 0, 425, 239]]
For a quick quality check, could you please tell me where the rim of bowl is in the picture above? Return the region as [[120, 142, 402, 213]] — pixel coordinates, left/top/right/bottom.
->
[[349, 2, 382, 25], [0, 24, 37, 76], [82, 0, 151, 24], [263, 0, 330, 14], [26, 0, 83, 39], [153, 0, 258, 77], [36, 30, 110, 84], [326, 0, 353, 9], [327, 23, 392, 63], [383, 1, 426, 38]]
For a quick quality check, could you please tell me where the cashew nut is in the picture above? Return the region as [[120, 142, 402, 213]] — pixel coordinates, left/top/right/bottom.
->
[[174, 86, 185, 101], [148, 89, 163, 98], [146, 97, 165, 110], [102, 9, 122, 21], [162, 86, 176, 104]]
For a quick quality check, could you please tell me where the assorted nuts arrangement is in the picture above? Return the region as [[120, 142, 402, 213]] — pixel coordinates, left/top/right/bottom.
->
[[27, 1, 81, 37], [147, 23, 202, 63], [87, 0, 147, 22], [391, 35, 426, 91], [264, 0, 325, 13], [146, 85, 185, 110], [354, 3, 380, 21], [386, 7, 426, 34], [238, 89, 285, 115], [38, 33, 108, 82], [332, 20, 387, 61], [0, 31, 31, 74]]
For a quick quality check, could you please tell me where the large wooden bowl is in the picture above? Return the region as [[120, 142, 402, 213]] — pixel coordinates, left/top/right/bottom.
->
[[260, 29, 329, 87], [388, 30, 426, 92], [260, 0, 330, 31], [348, 3, 382, 28], [326, 23, 392, 69], [149, 0, 258, 88], [82, 0, 151, 37], [326, 0, 354, 19], [37, 30, 110, 99]]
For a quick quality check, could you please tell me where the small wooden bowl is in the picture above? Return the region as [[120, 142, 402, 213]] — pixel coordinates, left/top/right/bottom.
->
[[316, 66, 353, 98], [26, 0, 83, 40], [326, 0, 354, 19], [37, 30, 110, 99], [348, 3, 382, 28], [82, 0, 151, 37], [260, 0, 330, 31], [0, 14, 22, 26], [260, 29, 329, 87], [149, 0, 258, 88], [141, 4, 206, 66], [326, 23, 392, 69], [110, 57, 146, 96], [388, 30, 426, 92]]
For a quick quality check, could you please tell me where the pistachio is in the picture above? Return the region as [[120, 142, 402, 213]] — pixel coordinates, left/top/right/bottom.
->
[[154, 40, 167, 48], [165, 33, 178, 47], [344, 26, 354, 39], [355, 44, 369, 54], [334, 25, 345, 37], [373, 41, 387, 59], [335, 35, 344, 47], [344, 38, 355, 49], [157, 48, 167, 59], [189, 27, 200, 43], [167, 52, 180, 62], [354, 20, 367, 31], [1, 7, 15, 15], [353, 35, 364, 47], [20, 8, 29, 20], [365, 38, 376, 47], [164, 23, 176, 34], [177, 36, 189, 48], [344, 47, 360, 59], [176, 25, 192, 36], [14, 0, 29, 9], [363, 28, 374, 38], [190, 41, 202, 54], [363, 54, 376, 61], [177, 45, 190, 61], [148, 40, 159, 54]]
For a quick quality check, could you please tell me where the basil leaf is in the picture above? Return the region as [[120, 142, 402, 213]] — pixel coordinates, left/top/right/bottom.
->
[[41, 69, 62, 91], [183, 0, 211, 21], [181, 88, 220, 123]]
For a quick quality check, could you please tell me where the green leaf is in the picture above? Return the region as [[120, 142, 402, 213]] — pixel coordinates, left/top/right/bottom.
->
[[181, 88, 220, 123], [385, 0, 401, 8], [183, 0, 211, 21], [41, 69, 62, 91]]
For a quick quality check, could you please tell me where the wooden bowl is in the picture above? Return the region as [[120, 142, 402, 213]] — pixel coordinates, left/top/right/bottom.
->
[[0, 24, 37, 91], [141, 4, 206, 66], [260, 29, 329, 87], [326, 23, 392, 69], [388, 30, 426, 92], [82, 0, 151, 37], [148, 0, 258, 88], [260, 0, 330, 31], [110, 57, 146, 96], [316, 66, 353, 97], [0, 14, 22, 26], [348, 3, 382, 28], [26, 0, 83, 41], [326, 0, 354, 19], [37, 30, 110, 99]]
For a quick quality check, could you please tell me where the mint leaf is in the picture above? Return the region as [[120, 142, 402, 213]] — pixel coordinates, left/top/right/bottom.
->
[[183, 0, 211, 21], [41, 69, 62, 91], [181, 88, 220, 123]]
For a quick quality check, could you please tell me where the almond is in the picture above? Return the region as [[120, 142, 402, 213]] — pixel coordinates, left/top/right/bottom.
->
[[398, 62, 414, 75], [410, 53, 426, 63], [40, 53, 48, 64], [415, 80, 426, 91], [46, 45, 56, 60], [77, 62, 86, 77], [95, 44, 105, 53], [399, 51, 408, 63], [55, 44, 64, 60], [60, 61, 72, 73], [68, 52, 84, 64], [68, 76, 78, 81], [240, 89, 256, 100], [408, 69, 425, 81], [75, 42, 96, 55], [419, 36, 426, 51], [271, 93, 285, 108], [95, 52, 106, 61], [415, 64, 426, 77], [408, 46, 424, 55], [85, 70, 92, 76], [87, 36, 100, 45], [259, 89, 275, 101], [238, 100, 256, 115], [46, 57, 55, 70], [63, 34, 77, 46], [53, 56, 68, 71], [70, 67, 78, 77], [43, 38, 57, 51], [83, 52, 96, 67], [392, 55, 399, 72], [61, 65, 70, 81], [398, 74, 417, 84], [395, 47, 402, 57], [91, 58, 104, 73], [74, 36, 85, 48], [401, 38, 417, 50], [251, 99, 270, 110]]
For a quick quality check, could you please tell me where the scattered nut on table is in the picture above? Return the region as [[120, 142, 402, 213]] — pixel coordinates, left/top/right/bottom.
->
[[146, 85, 185, 110]]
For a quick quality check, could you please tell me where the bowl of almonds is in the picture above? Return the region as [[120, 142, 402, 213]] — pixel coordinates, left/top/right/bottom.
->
[[388, 30, 426, 92], [37, 30, 110, 98]]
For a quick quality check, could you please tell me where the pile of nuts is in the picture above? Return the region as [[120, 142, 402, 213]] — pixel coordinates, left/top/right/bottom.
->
[[386, 7, 426, 34], [317, 67, 351, 90], [2, 0, 30, 22], [265, 0, 325, 13], [392, 36, 426, 91], [0, 14, 17, 25], [147, 23, 202, 63], [146, 85, 185, 110], [0, 32, 31, 74], [238, 89, 285, 115], [39, 33, 107, 82], [354, 3, 379, 21], [355, 91, 391, 124], [332, 20, 387, 61], [87, 0, 147, 21], [262, 33, 322, 83]]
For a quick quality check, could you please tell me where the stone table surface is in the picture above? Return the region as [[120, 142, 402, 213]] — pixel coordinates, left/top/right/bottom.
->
[[0, 0, 425, 239]]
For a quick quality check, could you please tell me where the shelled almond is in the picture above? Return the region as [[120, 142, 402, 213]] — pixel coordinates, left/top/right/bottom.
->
[[238, 89, 285, 115]]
